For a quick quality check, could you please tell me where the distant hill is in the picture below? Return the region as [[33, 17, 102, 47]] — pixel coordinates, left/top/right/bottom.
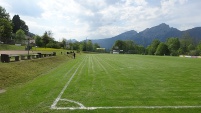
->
[[92, 30, 137, 50], [91, 23, 201, 50]]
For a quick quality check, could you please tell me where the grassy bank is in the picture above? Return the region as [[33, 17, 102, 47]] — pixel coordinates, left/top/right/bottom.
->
[[0, 55, 71, 89], [0, 46, 72, 89]]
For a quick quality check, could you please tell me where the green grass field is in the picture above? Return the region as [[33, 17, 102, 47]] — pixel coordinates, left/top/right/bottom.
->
[[0, 54, 201, 113]]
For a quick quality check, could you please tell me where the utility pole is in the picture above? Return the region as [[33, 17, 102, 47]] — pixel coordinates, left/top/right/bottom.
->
[[86, 37, 87, 51], [28, 38, 30, 56]]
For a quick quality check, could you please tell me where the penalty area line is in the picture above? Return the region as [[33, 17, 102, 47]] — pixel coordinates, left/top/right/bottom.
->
[[53, 105, 201, 110]]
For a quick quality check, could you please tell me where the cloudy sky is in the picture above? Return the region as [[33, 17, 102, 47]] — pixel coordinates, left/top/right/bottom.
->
[[0, 0, 200, 41]]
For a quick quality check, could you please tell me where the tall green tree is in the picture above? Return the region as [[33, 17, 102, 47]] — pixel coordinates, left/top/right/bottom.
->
[[0, 6, 10, 20], [0, 6, 12, 43], [61, 38, 67, 49], [15, 29, 25, 44], [197, 42, 201, 51], [197, 42, 201, 55], [87, 40, 93, 51], [42, 31, 50, 47], [112, 40, 126, 50], [155, 42, 169, 55], [179, 32, 193, 54], [20, 20, 29, 35], [136, 45, 146, 54], [124, 40, 136, 52], [147, 39, 160, 55], [0, 18, 12, 43], [12, 15, 21, 33], [93, 43, 100, 51], [166, 37, 180, 56], [12, 15, 29, 34], [34, 35, 43, 47], [72, 41, 80, 51]]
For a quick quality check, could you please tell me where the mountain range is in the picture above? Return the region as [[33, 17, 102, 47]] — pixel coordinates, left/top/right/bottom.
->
[[91, 23, 201, 50]]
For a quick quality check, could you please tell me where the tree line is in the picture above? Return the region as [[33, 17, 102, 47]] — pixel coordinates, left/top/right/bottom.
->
[[112, 33, 201, 56]]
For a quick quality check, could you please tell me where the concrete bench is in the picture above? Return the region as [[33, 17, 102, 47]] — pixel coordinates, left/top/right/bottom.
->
[[10, 55, 20, 62], [21, 55, 31, 60], [1, 54, 19, 63], [31, 54, 39, 59]]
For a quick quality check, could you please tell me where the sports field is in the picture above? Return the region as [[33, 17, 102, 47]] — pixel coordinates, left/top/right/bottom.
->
[[1, 54, 201, 112]]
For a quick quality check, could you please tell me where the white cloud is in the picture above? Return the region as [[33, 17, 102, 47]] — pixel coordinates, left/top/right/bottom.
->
[[0, 0, 200, 41]]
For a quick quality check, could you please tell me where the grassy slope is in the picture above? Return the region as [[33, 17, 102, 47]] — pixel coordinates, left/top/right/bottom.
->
[[0, 45, 69, 89], [0, 54, 201, 113], [0, 55, 70, 88]]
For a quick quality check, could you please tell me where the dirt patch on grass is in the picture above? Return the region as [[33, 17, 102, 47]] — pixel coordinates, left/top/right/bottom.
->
[[0, 89, 6, 94]]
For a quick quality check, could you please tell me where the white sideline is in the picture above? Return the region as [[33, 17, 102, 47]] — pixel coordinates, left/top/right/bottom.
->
[[51, 57, 86, 109], [53, 105, 201, 110]]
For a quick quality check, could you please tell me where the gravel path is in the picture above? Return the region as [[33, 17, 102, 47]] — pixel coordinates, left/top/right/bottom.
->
[[0, 89, 6, 94], [0, 50, 38, 55]]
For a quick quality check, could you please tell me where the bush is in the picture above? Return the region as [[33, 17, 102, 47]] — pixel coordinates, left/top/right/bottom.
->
[[189, 50, 200, 56]]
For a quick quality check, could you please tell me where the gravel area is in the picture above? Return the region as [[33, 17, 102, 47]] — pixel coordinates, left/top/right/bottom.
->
[[0, 89, 6, 94], [0, 50, 38, 55]]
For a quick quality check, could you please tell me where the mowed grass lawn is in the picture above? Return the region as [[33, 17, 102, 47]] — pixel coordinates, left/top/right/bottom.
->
[[0, 54, 201, 113]]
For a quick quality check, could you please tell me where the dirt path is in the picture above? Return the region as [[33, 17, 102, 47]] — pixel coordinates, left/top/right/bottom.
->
[[0, 50, 38, 55], [0, 89, 6, 94]]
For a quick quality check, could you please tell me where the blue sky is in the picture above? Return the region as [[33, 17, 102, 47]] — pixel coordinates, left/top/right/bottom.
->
[[0, 0, 200, 41]]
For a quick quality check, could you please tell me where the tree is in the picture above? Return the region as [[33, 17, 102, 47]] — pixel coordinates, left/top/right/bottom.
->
[[0, 6, 12, 43], [124, 40, 137, 53], [42, 31, 50, 47], [15, 29, 25, 44], [93, 43, 100, 51], [61, 38, 67, 49], [20, 20, 29, 35], [12, 15, 29, 34], [147, 39, 160, 55], [155, 42, 169, 55], [12, 15, 21, 33], [87, 40, 93, 51], [188, 44, 195, 51], [80, 41, 85, 51], [197, 42, 201, 55], [197, 42, 201, 51], [34, 35, 43, 47], [0, 6, 10, 20], [0, 18, 12, 43], [166, 37, 180, 56], [136, 45, 145, 54], [179, 32, 193, 54], [112, 40, 126, 50], [72, 41, 80, 51]]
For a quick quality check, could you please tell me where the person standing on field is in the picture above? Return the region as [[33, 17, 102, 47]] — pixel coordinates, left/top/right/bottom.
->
[[73, 52, 76, 59]]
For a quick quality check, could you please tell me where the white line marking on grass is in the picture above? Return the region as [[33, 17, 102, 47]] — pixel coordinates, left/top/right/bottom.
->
[[51, 57, 86, 109], [60, 99, 85, 108], [53, 105, 201, 110]]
